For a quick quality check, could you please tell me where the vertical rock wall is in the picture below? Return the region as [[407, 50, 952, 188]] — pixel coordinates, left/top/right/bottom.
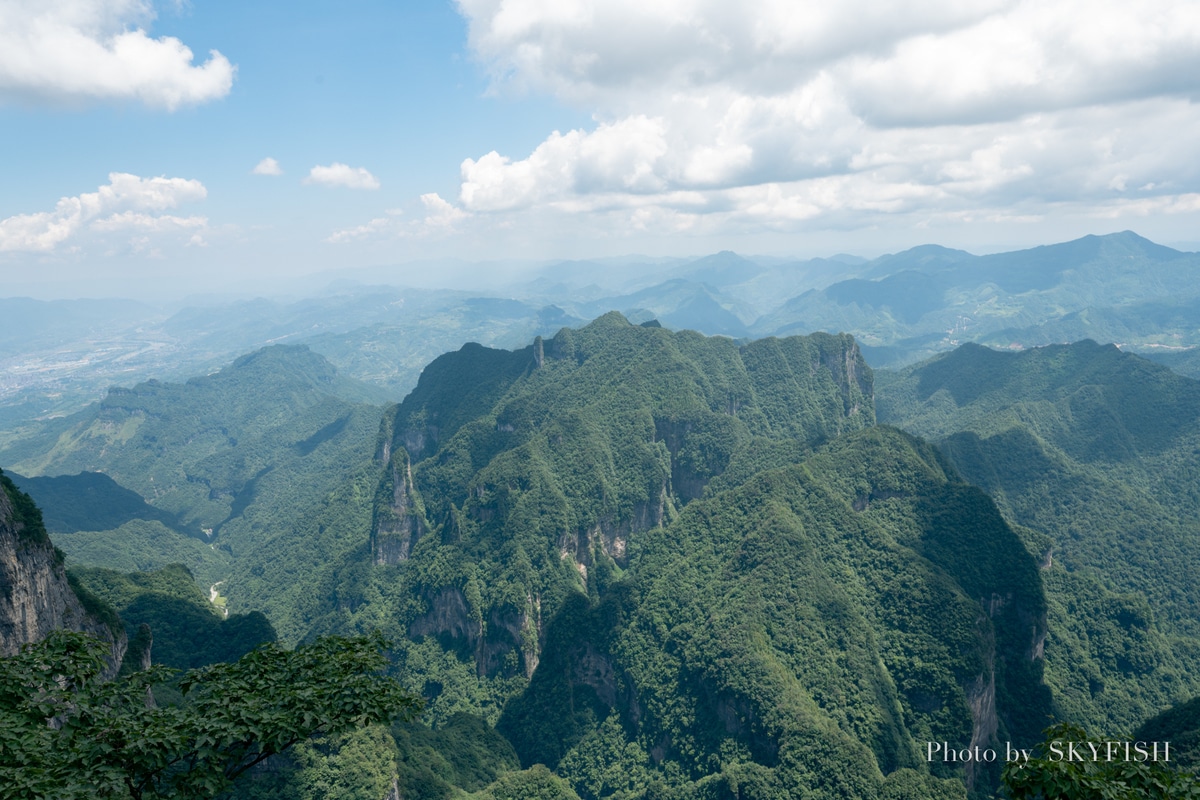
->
[[0, 471, 125, 670]]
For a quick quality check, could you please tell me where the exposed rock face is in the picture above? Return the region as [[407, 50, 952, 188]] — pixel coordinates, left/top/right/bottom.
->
[[0, 471, 124, 671], [370, 448, 426, 565], [558, 483, 667, 579], [408, 586, 543, 678]]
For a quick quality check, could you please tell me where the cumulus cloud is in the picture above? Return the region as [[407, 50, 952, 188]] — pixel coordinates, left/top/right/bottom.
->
[[0, 0, 234, 109], [252, 157, 282, 176], [428, 0, 1200, 239], [0, 172, 207, 252], [305, 162, 381, 190]]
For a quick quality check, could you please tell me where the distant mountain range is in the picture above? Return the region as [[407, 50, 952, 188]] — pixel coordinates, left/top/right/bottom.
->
[[5, 231, 1198, 433]]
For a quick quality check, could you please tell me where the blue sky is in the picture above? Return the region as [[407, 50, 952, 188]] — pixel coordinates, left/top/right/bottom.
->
[[2, 1, 1200, 298]]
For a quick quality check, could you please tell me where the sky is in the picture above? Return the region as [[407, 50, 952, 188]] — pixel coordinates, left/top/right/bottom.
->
[[1, 0, 1200, 298]]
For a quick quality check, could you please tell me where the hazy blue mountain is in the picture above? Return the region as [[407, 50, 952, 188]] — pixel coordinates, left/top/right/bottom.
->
[[0, 286, 587, 427], [0, 297, 160, 352], [570, 279, 755, 337], [8, 231, 1197, 435], [674, 250, 765, 287], [756, 232, 1200, 368]]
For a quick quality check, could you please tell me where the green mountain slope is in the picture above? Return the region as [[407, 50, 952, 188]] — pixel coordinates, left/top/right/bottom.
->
[[245, 312, 873, 643], [68, 563, 276, 673], [499, 427, 1046, 799], [876, 340, 1200, 732], [5, 470, 196, 535], [0, 345, 387, 609], [266, 315, 1053, 798]]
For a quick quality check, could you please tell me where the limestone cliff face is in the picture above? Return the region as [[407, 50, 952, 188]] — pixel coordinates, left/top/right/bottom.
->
[[370, 448, 426, 566], [408, 586, 544, 679], [0, 471, 124, 670]]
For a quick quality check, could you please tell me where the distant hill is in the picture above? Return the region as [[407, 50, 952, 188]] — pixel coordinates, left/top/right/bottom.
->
[[5, 469, 196, 536], [877, 340, 1200, 733], [7, 231, 1200, 433], [755, 231, 1200, 367], [571, 279, 755, 337], [0, 345, 388, 608], [1136, 344, 1200, 380], [68, 563, 276, 673]]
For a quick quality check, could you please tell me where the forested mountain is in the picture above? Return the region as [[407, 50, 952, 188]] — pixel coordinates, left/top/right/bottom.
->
[[205, 313, 1054, 799], [877, 341, 1200, 733], [9, 294, 1200, 797], [7, 232, 1198, 435], [0, 345, 388, 599]]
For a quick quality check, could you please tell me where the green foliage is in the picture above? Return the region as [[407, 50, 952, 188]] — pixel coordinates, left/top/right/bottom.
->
[[230, 712, 519, 800], [393, 713, 521, 795], [1001, 723, 1200, 799], [0, 467, 50, 546], [69, 564, 277, 672], [468, 764, 582, 800], [0, 630, 420, 800], [496, 426, 1050, 798], [1136, 697, 1200, 772], [557, 713, 654, 799], [52, 519, 231, 589], [229, 725, 400, 800], [878, 340, 1200, 733]]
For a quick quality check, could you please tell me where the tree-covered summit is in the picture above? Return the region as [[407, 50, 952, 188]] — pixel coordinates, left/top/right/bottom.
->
[[359, 313, 876, 674], [261, 316, 1058, 798]]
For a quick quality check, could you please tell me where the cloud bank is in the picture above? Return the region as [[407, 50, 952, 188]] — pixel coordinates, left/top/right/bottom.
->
[[350, 0, 1200, 245], [0, 172, 207, 252], [0, 0, 234, 110]]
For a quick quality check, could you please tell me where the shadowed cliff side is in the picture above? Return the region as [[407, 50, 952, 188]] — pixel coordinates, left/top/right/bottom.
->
[[0, 468, 124, 674]]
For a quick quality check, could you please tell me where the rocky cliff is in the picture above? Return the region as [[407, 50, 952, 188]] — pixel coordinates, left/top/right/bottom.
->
[[0, 469, 124, 670]]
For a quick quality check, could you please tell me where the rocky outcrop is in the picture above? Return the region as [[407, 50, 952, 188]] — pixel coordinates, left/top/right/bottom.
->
[[0, 470, 124, 672], [558, 483, 668, 581], [370, 449, 426, 565], [408, 586, 543, 678]]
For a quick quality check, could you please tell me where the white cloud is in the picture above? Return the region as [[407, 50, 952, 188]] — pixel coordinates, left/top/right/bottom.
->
[[0, 172, 207, 252], [305, 162, 381, 190], [0, 0, 234, 110], [430, 0, 1200, 240], [419, 192, 470, 227], [89, 210, 207, 232], [252, 157, 282, 176], [327, 195, 468, 243]]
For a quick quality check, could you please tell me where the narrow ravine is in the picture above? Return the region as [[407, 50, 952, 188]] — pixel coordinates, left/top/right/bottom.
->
[[209, 581, 228, 619]]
